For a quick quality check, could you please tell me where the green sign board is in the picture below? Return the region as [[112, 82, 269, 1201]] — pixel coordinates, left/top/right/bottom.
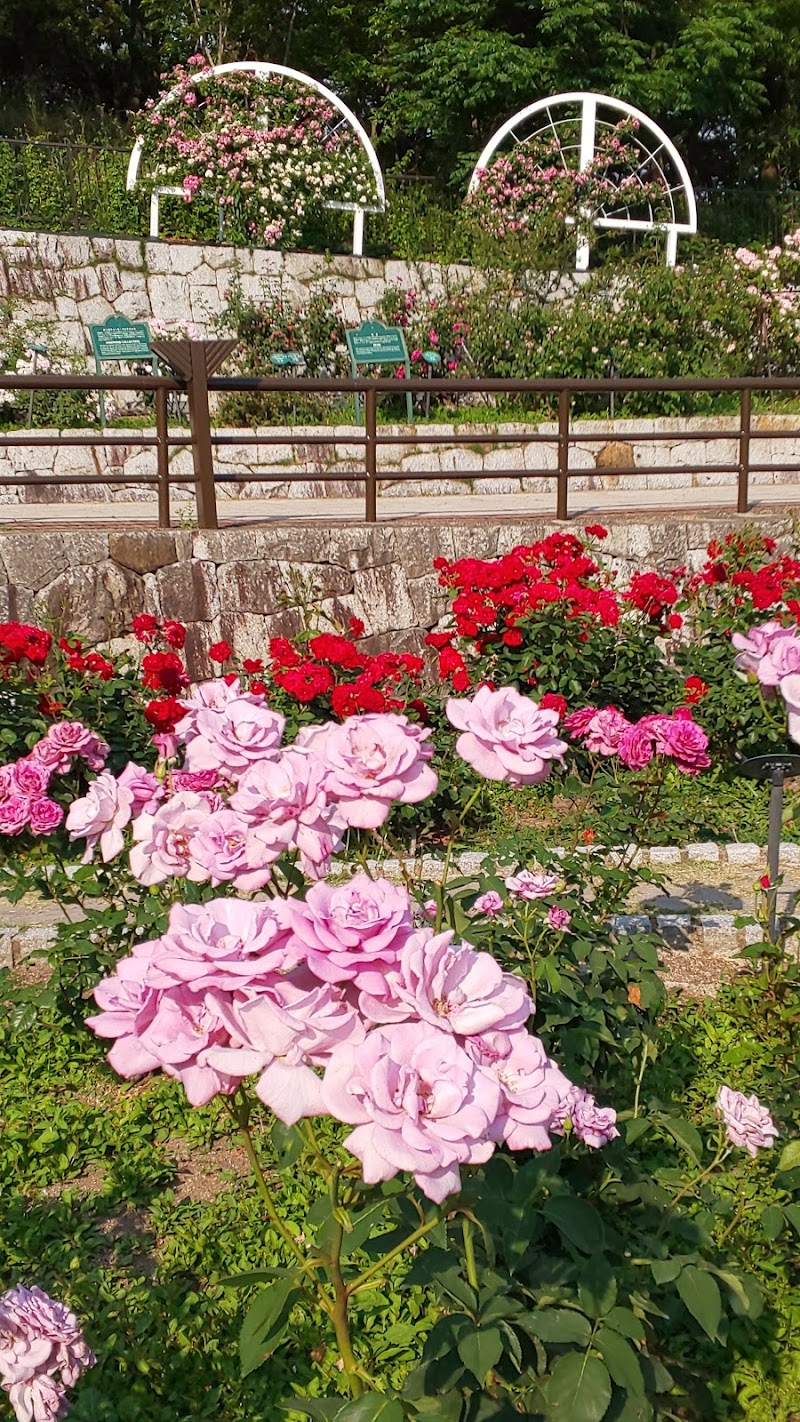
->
[[89, 316, 154, 363], [345, 321, 413, 423]]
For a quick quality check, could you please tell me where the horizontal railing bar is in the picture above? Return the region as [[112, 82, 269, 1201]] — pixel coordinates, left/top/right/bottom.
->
[[207, 375, 800, 394], [0, 435, 160, 448], [0, 375, 179, 391]]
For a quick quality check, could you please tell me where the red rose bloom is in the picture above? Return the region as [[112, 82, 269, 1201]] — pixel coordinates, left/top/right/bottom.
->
[[451, 668, 471, 692], [584, 524, 608, 539], [683, 676, 709, 705], [162, 620, 187, 649], [539, 692, 568, 716], [132, 614, 160, 643], [425, 631, 455, 650], [144, 696, 186, 731], [502, 629, 523, 647], [309, 633, 362, 669], [141, 651, 189, 695], [83, 651, 114, 681], [279, 662, 334, 702], [668, 614, 683, 630], [242, 658, 265, 675], [269, 637, 301, 668], [331, 682, 387, 717], [348, 617, 365, 638], [0, 622, 52, 666], [209, 641, 233, 663]]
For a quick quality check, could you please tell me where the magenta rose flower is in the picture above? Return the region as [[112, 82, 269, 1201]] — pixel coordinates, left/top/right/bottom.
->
[[66, 772, 134, 863], [582, 707, 632, 755], [469, 1030, 573, 1151], [39, 722, 109, 774], [28, 799, 64, 836], [563, 706, 598, 736], [716, 1085, 779, 1157], [322, 1021, 502, 1201], [128, 791, 215, 885], [0, 765, 14, 804], [178, 696, 285, 777], [547, 905, 571, 931], [230, 748, 344, 879], [656, 711, 711, 774], [554, 1086, 619, 1148], [116, 762, 164, 816], [190, 808, 279, 892], [285, 874, 415, 990], [617, 720, 657, 770], [505, 869, 558, 900], [446, 686, 567, 785], [473, 890, 504, 918], [296, 714, 438, 829], [11, 757, 51, 799], [0, 1284, 95, 1422], [206, 976, 364, 1125], [143, 898, 297, 992], [0, 796, 31, 836], [396, 929, 531, 1037]]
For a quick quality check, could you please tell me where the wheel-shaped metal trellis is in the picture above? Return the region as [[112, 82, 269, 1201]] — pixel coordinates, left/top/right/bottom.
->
[[467, 91, 697, 269], [127, 61, 386, 255]]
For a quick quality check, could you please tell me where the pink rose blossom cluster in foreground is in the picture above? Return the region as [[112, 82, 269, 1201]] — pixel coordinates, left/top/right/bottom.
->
[[88, 877, 618, 1203], [446, 686, 568, 785], [0, 1285, 95, 1422], [563, 705, 711, 775], [733, 622, 800, 743], [716, 1085, 779, 1158], [0, 722, 108, 838], [66, 679, 437, 886]]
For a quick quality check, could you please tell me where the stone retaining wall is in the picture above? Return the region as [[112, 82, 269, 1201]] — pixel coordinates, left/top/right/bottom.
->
[[2, 416, 799, 505], [0, 229, 484, 353], [0, 512, 792, 676]]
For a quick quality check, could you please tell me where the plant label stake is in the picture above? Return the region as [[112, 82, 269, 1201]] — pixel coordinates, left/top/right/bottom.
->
[[738, 753, 800, 941]]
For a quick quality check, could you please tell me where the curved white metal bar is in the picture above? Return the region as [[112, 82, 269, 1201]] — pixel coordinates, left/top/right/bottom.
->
[[126, 61, 385, 253], [467, 91, 697, 246]]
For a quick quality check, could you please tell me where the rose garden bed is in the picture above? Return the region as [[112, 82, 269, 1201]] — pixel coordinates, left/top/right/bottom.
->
[[0, 523, 798, 1422]]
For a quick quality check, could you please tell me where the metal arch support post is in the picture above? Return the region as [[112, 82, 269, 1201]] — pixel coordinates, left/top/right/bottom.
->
[[767, 767, 784, 943], [575, 94, 596, 273], [665, 227, 679, 266], [352, 208, 365, 256], [149, 191, 160, 238]]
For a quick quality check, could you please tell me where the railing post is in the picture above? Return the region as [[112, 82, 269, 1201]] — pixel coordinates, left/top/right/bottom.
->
[[737, 386, 752, 514], [155, 385, 171, 529], [186, 341, 218, 530], [364, 386, 377, 522], [556, 386, 570, 520]]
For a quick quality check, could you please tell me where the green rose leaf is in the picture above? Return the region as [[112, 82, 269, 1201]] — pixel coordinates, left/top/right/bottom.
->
[[676, 1267, 722, 1341], [457, 1324, 504, 1382], [543, 1352, 613, 1421], [239, 1279, 301, 1377], [543, 1196, 606, 1253]]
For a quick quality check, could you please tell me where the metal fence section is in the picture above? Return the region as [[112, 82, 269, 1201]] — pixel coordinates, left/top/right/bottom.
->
[[2, 353, 800, 529]]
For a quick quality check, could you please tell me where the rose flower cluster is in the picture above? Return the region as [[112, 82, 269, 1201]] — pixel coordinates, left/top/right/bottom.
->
[[563, 705, 711, 774], [66, 677, 437, 886], [0, 1285, 95, 1422], [0, 722, 108, 837], [87, 879, 617, 1202]]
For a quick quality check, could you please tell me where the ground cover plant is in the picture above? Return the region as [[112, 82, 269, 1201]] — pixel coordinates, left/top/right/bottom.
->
[[0, 527, 798, 1418]]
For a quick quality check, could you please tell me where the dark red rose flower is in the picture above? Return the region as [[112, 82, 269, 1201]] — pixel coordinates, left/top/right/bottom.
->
[[242, 658, 265, 675], [144, 696, 186, 732], [279, 662, 334, 703], [539, 692, 568, 716], [209, 640, 233, 663], [584, 524, 608, 539], [141, 651, 189, 695]]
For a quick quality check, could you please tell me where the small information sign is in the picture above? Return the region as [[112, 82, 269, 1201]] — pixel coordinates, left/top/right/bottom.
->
[[89, 316, 154, 363], [345, 321, 413, 423]]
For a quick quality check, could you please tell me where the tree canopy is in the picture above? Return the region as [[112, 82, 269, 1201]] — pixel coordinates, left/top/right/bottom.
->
[[0, 0, 798, 187]]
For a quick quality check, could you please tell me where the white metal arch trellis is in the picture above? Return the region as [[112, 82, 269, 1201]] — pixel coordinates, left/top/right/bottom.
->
[[126, 61, 386, 255], [467, 91, 697, 270]]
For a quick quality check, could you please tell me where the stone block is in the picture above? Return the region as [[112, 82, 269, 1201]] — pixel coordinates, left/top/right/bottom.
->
[[724, 842, 761, 865], [109, 532, 178, 574], [655, 914, 692, 949], [649, 846, 683, 866], [0, 533, 67, 586], [700, 914, 738, 956], [779, 842, 800, 865], [156, 560, 218, 623], [347, 562, 418, 633], [41, 561, 146, 642], [686, 842, 720, 862]]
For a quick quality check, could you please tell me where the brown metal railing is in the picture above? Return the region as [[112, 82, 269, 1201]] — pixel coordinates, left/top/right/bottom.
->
[[2, 355, 800, 529]]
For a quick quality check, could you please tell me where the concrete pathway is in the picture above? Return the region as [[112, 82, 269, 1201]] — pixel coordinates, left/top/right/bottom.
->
[[0, 481, 797, 527]]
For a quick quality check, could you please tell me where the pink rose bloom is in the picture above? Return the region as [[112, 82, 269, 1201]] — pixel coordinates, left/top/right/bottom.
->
[[322, 1021, 501, 1202], [0, 1284, 95, 1418], [190, 808, 279, 891], [181, 677, 243, 713], [505, 869, 558, 900], [554, 1086, 619, 1148], [230, 748, 344, 878], [171, 769, 220, 794], [469, 1031, 573, 1151], [11, 758, 51, 799], [732, 622, 800, 686], [206, 975, 364, 1123], [547, 905, 571, 931], [446, 686, 567, 785], [87, 949, 237, 1106], [142, 898, 297, 991], [128, 791, 212, 885], [0, 796, 31, 836], [582, 707, 632, 755], [178, 697, 284, 777], [40, 722, 109, 774], [0, 765, 14, 803], [116, 763, 164, 816], [617, 720, 657, 770], [562, 706, 597, 736], [656, 712, 711, 774], [716, 1085, 779, 1157], [28, 799, 64, 836], [396, 929, 531, 1038], [66, 772, 134, 863], [780, 672, 800, 745], [285, 874, 415, 990], [296, 714, 438, 829], [474, 890, 504, 917], [152, 732, 180, 761]]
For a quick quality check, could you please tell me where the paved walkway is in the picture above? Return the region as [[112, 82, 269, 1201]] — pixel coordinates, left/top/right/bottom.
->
[[0, 481, 797, 527]]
